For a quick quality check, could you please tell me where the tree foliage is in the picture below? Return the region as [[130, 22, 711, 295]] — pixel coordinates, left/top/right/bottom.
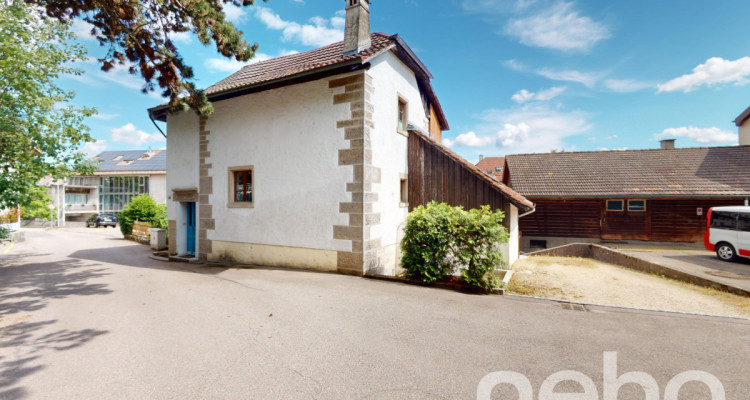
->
[[118, 194, 163, 236], [0, 0, 95, 208], [30, 0, 267, 116], [401, 202, 509, 290], [20, 186, 55, 220]]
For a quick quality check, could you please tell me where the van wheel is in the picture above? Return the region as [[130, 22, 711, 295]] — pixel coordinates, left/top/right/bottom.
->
[[716, 243, 737, 262]]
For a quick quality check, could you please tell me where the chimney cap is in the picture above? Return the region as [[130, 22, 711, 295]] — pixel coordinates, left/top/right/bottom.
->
[[660, 139, 676, 150]]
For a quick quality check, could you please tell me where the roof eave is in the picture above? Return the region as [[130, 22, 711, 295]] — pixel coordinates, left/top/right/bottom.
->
[[735, 105, 750, 126], [147, 58, 368, 122], [519, 194, 750, 199]]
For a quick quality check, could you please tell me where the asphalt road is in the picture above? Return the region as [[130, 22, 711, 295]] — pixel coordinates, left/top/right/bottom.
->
[[1, 228, 749, 399]]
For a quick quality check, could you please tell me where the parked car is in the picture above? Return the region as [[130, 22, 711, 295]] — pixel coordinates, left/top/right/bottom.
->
[[704, 206, 750, 262], [87, 213, 118, 228]]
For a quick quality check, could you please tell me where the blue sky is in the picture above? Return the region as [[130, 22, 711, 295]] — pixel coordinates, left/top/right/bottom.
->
[[63, 0, 750, 163]]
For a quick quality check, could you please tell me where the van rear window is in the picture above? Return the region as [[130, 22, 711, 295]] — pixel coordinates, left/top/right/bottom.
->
[[710, 211, 737, 229]]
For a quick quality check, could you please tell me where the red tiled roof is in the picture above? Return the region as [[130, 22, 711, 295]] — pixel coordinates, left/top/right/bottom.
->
[[205, 33, 395, 95], [505, 146, 750, 198], [476, 157, 505, 181]]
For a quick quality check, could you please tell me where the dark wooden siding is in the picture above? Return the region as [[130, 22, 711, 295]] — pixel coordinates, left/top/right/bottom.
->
[[408, 132, 511, 227], [521, 197, 745, 242], [651, 199, 742, 241], [520, 199, 601, 238]]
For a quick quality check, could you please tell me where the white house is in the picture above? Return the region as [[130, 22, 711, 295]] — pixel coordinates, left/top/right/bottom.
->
[[149, 0, 533, 274], [44, 150, 167, 226]]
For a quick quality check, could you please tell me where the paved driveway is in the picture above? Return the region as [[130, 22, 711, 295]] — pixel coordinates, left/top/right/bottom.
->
[[1, 228, 749, 399], [618, 247, 750, 293]]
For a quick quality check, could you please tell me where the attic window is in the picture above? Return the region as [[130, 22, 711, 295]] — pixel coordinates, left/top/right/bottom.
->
[[117, 160, 134, 166], [113, 155, 123, 161], [138, 151, 155, 160], [495, 167, 502, 172]]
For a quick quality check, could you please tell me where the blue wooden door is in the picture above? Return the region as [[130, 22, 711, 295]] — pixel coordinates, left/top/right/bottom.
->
[[186, 202, 196, 255]]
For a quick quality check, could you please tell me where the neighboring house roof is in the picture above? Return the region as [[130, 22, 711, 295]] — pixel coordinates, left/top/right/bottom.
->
[[91, 150, 166, 173], [149, 33, 449, 130], [735, 105, 750, 126], [408, 124, 534, 212], [505, 146, 750, 198], [475, 157, 505, 181]]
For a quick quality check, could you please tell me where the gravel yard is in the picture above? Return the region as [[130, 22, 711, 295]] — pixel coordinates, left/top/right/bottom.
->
[[509, 256, 750, 318]]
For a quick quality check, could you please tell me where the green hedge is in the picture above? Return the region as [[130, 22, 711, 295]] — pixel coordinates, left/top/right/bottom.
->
[[118, 195, 166, 236], [400, 201, 508, 290]]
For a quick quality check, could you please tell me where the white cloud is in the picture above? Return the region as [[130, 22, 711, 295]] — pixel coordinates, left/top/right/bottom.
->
[[497, 122, 531, 147], [442, 131, 493, 147], [603, 79, 652, 93], [72, 19, 96, 40], [255, 7, 343, 47], [223, 3, 247, 23], [80, 140, 107, 156], [536, 67, 603, 87], [479, 104, 591, 154], [169, 31, 192, 44], [110, 123, 165, 146], [511, 89, 534, 103], [657, 57, 750, 93], [504, 2, 609, 52], [511, 87, 565, 103], [654, 126, 738, 144]]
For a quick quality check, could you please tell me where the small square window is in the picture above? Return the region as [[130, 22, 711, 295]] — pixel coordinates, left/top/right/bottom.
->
[[228, 166, 254, 208], [397, 98, 408, 134], [399, 174, 408, 207], [606, 199, 624, 211], [628, 199, 646, 212]]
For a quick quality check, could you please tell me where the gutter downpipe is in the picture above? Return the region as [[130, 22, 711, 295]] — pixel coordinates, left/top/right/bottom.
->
[[518, 207, 536, 219]]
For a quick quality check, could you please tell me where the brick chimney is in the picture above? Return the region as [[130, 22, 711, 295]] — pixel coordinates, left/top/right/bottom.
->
[[343, 0, 371, 56], [660, 139, 675, 150]]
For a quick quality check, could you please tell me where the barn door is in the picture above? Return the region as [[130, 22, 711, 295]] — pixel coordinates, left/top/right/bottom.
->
[[601, 199, 651, 240]]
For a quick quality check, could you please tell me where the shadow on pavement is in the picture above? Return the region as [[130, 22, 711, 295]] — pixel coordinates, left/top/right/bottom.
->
[[0, 257, 112, 318], [69, 245, 231, 275], [664, 254, 750, 278], [0, 255, 111, 399], [0, 319, 107, 399]]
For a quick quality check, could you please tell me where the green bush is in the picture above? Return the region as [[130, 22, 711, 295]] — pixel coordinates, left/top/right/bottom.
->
[[87, 213, 98, 223], [21, 186, 54, 220], [400, 201, 508, 290], [118, 194, 161, 236]]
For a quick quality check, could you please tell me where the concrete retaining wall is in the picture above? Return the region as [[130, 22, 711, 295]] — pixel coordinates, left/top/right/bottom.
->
[[528, 243, 750, 297]]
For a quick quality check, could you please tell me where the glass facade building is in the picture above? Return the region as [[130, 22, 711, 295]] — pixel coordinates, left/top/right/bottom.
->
[[98, 176, 149, 213]]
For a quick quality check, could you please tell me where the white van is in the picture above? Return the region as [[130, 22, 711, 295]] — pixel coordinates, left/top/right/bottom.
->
[[704, 206, 750, 262]]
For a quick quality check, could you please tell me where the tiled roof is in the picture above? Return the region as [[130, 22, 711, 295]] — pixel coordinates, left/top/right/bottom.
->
[[205, 33, 395, 95], [506, 146, 750, 198], [476, 157, 505, 181], [92, 150, 166, 172], [409, 125, 534, 212]]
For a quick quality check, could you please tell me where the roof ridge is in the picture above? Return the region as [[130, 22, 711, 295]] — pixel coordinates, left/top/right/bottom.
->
[[507, 144, 749, 158]]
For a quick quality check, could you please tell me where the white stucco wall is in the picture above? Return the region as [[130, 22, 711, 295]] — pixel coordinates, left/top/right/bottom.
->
[[740, 121, 750, 146], [206, 77, 352, 252], [148, 174, 167, 204], [507, 204, 519, 266], [367, 51, 429, 273], [166, 111, 200, 255]]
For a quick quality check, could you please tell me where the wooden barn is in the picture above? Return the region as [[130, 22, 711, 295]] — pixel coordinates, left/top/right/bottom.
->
[[503, 142, 750, 250], [407, 125, 534, 264]]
